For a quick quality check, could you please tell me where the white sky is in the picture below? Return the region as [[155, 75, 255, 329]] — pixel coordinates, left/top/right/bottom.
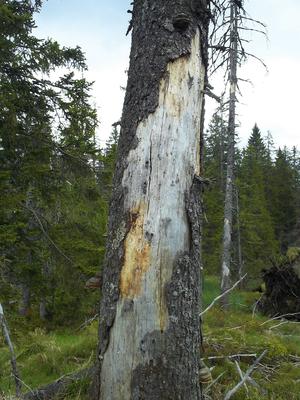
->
[[36, 0, 300, 149]]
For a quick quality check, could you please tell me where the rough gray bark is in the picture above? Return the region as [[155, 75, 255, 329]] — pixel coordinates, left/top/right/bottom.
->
[[94, 1, 210, 399], [221, 0, 238, 307]]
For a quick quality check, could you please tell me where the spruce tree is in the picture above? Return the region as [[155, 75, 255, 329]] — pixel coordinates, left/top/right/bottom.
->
[[237, 125, 278, 283], [0, 0, 105, 323], [269, 148, 298, 251], [203, 114, 227, 274]]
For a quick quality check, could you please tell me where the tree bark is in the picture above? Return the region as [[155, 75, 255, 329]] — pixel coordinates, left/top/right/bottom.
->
[[19, 284, 31, 317], [94, 1, 210, 399], [235, 187, 243, 285], [40, 261, 52, 321], [221, 0, 238, 307]]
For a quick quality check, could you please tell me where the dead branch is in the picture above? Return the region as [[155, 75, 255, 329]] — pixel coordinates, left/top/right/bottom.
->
[[261, 312, 300, 326], [224, 350, 268, 400], [234, 361, 265, 394], [234, 360, 249, 393], [201, 353, 257, 361], [204, 372, 226, 394], [203, 89, 221, 102], [240, 15, 267, 28], [23, 366, 95, 400], [0, 303, 22, 398], [76, 314, 99, 332], [200, 274, 247, 317], [22, 203, 74, 265]]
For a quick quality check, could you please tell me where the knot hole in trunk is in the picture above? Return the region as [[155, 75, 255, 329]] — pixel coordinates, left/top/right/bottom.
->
[[173, 14, 191, 33]]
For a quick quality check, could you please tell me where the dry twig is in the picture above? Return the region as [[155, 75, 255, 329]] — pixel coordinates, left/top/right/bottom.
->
[[200, 274, 247, 317], [224, 350, 268, 400]]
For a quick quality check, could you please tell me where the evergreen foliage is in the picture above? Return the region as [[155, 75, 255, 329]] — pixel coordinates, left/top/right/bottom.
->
[[0, 0, 299, 364], [237, 125, 279, 281], [203, 121, 300, 285], [203, 114, 227, 275], [0, 0, 117, 324]]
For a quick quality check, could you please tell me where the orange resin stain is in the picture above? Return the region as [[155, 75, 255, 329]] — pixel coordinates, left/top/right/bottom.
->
[[120, 203, 151, 299]]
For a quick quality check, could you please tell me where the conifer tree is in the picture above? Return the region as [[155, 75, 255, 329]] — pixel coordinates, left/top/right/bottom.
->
[[203, 114, 228, 274], [0, 0, 105, 322], [269, 148, 298, 251], [237, 125, 278, 282]]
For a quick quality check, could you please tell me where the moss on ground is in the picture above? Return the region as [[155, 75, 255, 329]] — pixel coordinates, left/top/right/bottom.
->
[[202, 276, 300, 400]]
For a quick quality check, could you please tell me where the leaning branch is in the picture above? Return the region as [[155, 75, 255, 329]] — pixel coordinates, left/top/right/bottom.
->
[[0, 303, 22, 398], [23, 366, 95, 400], [200, 274, 247, 317], [22, 203, 74, 265]]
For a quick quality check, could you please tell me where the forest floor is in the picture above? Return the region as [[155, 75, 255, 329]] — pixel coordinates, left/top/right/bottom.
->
[[1, 276, 300, 400]]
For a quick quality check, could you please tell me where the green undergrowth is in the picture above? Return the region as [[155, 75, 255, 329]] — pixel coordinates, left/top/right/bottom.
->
[[1, 276, 300, 399], [0, 323, 97, 399]]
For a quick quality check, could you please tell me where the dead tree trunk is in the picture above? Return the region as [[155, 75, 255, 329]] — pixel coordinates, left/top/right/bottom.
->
[[235, 187, 243, 284], [221, 0, 238, 307], [94, 1, 210, 399]]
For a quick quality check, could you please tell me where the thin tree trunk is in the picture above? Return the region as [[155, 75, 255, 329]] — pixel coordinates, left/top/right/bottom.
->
[[221, 0, 238, 307], [40, 260, 52, 321], [235, 187, 243, 284], [19, 284, 31, 317], [0, 303, 22, 397], [94, 1, 210, 399], [219, 96, 225, 190]]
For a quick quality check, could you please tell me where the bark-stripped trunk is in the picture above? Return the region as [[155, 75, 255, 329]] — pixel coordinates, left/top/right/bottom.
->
[[219, 96, 225, 190], [94, 1, 210, 399], [221, 0, 238, 307], [235, 187, 243, 284]]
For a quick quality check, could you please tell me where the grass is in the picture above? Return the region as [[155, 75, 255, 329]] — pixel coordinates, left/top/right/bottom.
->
[[1, 276, 300, 399], [0, 323, 97, 399]]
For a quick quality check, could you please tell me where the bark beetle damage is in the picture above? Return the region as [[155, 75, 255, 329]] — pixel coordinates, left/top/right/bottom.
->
[[120, 203, 151, 299], [131, 178, 203, 400], [94, 0, 210, 398]]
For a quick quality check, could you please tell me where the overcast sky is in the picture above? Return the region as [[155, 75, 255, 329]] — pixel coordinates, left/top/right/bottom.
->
[[36, 0, 300, 149]]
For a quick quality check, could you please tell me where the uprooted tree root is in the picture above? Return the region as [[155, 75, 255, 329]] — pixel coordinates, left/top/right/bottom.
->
[[258, 248, 300, 320]]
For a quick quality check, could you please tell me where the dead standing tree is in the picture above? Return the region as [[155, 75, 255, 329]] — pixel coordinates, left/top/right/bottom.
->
[[220, 0, 238, 307], [209, 0, 267, 306], [93, 1, 211, 399]]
